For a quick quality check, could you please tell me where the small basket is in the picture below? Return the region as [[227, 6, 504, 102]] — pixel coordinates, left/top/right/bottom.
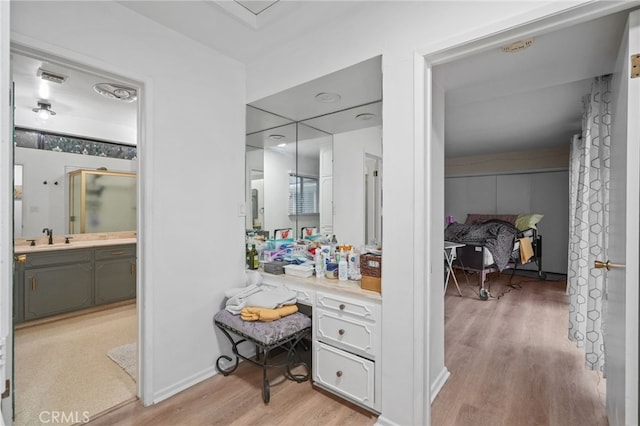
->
[[360, 254, 381, 278]]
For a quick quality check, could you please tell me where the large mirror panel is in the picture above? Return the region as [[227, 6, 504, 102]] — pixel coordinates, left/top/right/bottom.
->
[[246, 55, 382, 248]]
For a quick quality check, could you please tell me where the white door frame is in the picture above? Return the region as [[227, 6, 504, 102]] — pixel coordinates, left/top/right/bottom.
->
[[3, 33, 155, 408], [417, 1, 639, 424]]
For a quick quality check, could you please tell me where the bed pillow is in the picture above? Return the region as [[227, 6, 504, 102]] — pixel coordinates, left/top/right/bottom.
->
[[465, 213, 518, 225], [515, 214, 544, 231]]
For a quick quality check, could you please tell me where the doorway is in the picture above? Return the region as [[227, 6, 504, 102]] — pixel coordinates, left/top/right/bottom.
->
[[10, 47, 142, 425], [425, 4, 638, 425]]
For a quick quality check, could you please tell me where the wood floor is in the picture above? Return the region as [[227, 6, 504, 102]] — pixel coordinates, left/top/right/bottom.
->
[[88, 272, 606, 426], [432, 271, 607, 426], [88, 346, 378, 426]]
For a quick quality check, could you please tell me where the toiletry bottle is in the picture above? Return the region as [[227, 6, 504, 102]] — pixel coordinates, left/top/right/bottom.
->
[[245, 244, 250, 269], [315, 249, 324, 277], [250, 244, 259, 270], [338, 250, 348, 281]]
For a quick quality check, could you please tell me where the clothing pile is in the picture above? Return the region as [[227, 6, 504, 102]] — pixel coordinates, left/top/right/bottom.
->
[[224, 271, 298, 322]]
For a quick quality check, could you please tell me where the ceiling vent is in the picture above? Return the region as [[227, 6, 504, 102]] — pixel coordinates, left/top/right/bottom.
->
[[501, 38, 535, 53], [93, 83, 138, 103], [37, 68, 67, 84]]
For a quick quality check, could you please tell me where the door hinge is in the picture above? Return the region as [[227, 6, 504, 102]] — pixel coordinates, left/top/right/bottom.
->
[[1, 380, 9, 399], [631, 54, 640, 78]]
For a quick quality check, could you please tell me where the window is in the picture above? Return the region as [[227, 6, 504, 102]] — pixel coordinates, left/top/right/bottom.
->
[[288, 174, 319, 215]]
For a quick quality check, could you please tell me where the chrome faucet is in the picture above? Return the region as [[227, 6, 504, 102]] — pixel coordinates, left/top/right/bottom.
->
[[43, 228, 53, 245]]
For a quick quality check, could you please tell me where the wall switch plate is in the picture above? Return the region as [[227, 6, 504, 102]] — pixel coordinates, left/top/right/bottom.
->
[[238, 202, 246, 217]]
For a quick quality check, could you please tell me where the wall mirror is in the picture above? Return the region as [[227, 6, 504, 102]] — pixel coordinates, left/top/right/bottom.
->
[[11, 50, 138, 238], [245, 55, 383, 248]]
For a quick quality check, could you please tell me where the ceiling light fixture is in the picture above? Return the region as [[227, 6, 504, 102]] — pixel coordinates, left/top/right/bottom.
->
[[501, 37, 535, 53], [315, 92, 341, 103], [37, 68, 67, 84], [93, 83, 138, 102], [277, 143, 287, 147], [269, 134, 285, 140], [32, 101, 56, 120], [356, 113, 375, 121]]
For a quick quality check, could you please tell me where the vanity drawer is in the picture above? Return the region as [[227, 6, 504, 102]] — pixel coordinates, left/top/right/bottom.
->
[[94, 245, 136, 260], [313, 341, 374, 408], [285, 285, 314, 306], [25, 250, 92, 267], [316, 291, 377, 322], [315, 309, 377, 358]]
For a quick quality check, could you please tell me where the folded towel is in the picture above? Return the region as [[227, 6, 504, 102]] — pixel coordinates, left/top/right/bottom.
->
[[224, 284, 263, 314], [519, 237, 534, 263], [246, 287, 297, 310], [240, 305, 298, 322]]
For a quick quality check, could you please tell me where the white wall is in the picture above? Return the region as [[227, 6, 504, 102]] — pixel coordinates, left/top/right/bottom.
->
[[14, 147, 136, 237], [444, 171, 569, 273], [11, 0, 246, 404], [333, 126, 382, 248], [244, 2, 594, 424]]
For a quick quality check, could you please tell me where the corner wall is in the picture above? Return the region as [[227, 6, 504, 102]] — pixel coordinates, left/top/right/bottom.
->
[[11, 1, 246, 404]]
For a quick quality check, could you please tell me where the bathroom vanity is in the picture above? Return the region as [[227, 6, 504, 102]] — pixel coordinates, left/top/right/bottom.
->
[[259, 271, 382, 413], [14, 238, 136, 323]]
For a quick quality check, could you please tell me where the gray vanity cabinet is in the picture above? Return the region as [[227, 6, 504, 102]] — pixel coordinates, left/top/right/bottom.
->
[[22, 250, 93, 321], [14, 243, 136, 323], [94, 245, 136, 305]]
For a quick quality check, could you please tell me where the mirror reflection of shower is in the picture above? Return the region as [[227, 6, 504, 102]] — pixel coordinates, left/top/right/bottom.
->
[[250, 169, 264, 230], [365, 154, 382, 246]]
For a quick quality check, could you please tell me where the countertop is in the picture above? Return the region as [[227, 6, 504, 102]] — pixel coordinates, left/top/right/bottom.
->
[[259, 269, 382, 301], [15, 238, 136, 254]]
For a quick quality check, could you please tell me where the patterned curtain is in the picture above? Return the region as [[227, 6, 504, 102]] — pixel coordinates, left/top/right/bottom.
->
[[567, 75, 611, 371]]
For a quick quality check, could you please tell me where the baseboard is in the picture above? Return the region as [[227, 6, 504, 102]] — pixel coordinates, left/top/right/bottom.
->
[[151, 345, 254, 404], [152, 365, 217, 404], [375, 415, 401, 426], [430, 366, 451, 403]]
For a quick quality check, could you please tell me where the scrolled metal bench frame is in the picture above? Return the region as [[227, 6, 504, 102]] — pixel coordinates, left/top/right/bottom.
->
[[214, 313, 311, 403]]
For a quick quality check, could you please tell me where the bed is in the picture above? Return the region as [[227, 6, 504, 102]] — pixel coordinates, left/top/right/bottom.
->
[[444, 213, 545, 300]]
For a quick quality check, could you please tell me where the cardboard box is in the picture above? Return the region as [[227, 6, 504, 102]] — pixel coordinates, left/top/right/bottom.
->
[[361, 275, 381, 293]]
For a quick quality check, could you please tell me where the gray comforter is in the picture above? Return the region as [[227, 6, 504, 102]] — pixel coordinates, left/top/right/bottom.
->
[[444, 221, 519, 271]]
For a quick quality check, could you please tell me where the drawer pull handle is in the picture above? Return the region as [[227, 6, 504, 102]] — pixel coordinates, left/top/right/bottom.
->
[[31, 277, 36, 292], [336, 370, 343, 378], [338, 329, 345, 336], [131, 263, 135, 275], [111, 251, 125, 256], [339, 304, 345, 310]]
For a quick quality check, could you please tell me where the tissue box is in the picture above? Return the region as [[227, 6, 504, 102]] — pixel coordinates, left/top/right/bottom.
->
[[283, 264, 314, 278], [360, 254, 382, 278]]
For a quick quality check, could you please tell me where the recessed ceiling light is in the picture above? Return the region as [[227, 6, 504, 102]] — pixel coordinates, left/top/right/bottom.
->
[[269, 134, 285, 140], [277, 143, 287, 147], [315, 92, 341, 103], [356, 113, 375, 121]]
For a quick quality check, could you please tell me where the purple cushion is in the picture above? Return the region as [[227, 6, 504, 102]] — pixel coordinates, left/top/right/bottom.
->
[[214, 309, 311, 346]]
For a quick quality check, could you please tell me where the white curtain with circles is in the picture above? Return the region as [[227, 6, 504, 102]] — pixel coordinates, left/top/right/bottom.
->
[[567, 75, 611, 371]]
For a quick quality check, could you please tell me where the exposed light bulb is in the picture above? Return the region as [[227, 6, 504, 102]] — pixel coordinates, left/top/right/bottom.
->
[[37, 108, 51, 120]]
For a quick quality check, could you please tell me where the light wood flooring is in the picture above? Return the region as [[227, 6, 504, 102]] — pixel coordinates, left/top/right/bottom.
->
[[88, 272, 606, 426], [432, 271, 607, 426]]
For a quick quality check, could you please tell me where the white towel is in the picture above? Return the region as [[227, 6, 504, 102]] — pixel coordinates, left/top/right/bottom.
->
[[246, 287, 297, 310]]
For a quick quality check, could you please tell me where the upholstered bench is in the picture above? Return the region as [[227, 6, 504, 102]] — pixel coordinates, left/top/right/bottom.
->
[[213, 309, 311, 403]]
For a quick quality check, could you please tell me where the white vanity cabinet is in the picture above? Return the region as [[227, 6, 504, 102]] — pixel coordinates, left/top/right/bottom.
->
[[313, 290, 381, 412], [259, 272, 382, 413]]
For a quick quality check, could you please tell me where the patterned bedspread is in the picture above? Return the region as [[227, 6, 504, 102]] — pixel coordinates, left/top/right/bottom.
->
[[444, 221, 519, 271]]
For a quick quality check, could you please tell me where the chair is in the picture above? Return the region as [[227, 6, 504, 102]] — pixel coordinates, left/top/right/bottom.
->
[[213, 309, 311, 403]]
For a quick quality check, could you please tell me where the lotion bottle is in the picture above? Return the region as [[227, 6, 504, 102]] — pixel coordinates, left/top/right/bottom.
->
[[338, 250, 348, 281]]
